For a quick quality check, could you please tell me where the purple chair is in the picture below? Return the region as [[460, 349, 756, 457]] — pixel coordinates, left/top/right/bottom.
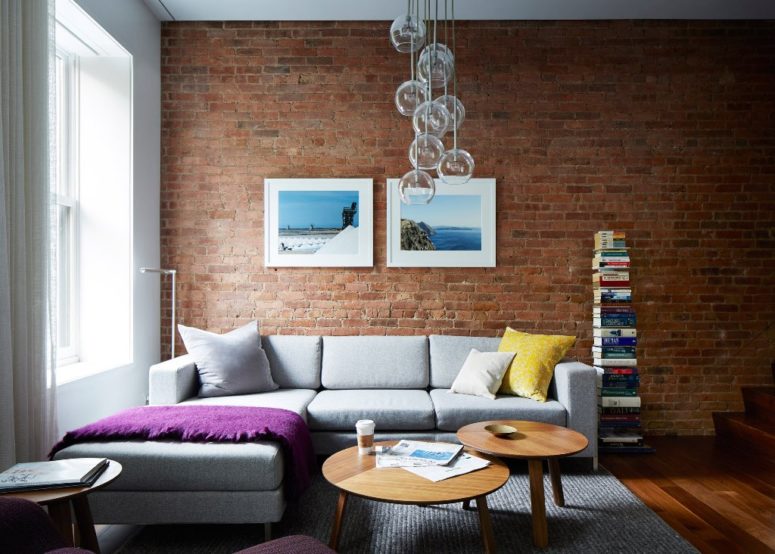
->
[[0, 496, 92, 554], [234, 534, 335, 554]]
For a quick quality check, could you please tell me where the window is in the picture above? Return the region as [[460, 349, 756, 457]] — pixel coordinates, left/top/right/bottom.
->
[[55, 50, 79, 365], [54, 0, 133, 382]]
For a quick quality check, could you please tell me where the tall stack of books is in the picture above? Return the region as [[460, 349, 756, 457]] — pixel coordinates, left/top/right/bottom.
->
[[593, 231, 652, 453]]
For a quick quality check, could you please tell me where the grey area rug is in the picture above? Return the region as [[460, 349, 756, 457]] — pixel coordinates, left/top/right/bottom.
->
[[118, 465, 697, 553]]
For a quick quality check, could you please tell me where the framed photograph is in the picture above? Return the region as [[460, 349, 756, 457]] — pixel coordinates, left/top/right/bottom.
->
[[264, 179, 373, 267], [386, 178, 496, 267]]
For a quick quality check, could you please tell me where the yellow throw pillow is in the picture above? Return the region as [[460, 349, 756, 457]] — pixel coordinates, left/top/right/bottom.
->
[[497, 328, 576, 402]]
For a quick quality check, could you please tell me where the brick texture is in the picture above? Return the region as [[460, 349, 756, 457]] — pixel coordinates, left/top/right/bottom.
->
[[161, 20, 775, 435]]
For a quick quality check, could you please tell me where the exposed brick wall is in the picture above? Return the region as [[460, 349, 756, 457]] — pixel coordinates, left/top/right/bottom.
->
[[161, 20, 775, 435]]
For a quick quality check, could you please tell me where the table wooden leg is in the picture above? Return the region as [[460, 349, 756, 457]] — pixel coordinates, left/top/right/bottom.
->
[[462, 498, 473, 510], [548, 458, 565, 507], [72, 495, 100, 554], [46, 500, 74, 547], [528, 459, 548, 548], [329, 490, 348, 550], [475, 495, 496, 554]]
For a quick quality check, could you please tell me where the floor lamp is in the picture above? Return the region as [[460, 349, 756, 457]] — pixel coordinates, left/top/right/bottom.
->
[[139, 267, 177, 360]]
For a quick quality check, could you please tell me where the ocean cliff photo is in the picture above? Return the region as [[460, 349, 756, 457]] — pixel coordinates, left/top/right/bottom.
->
[[400, 195, 482, 251]]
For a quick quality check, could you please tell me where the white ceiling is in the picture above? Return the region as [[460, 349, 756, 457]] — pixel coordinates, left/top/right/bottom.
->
[[143, 0, 775, 22]]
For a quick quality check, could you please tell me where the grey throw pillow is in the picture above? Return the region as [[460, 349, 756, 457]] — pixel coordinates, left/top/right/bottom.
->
[[178, 321, 279, 397]]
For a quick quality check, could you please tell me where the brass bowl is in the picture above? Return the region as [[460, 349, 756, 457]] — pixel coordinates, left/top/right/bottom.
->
[[484, 424, 517, 438]]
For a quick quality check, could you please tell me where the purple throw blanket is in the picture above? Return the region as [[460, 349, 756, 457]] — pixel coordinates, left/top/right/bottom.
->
[[49, 405, 315, 500]]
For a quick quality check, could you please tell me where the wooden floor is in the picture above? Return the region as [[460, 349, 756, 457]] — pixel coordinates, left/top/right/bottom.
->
[[600, 436, 775, 554]]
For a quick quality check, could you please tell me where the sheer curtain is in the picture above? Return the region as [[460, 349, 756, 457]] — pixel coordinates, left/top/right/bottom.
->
[[0, 0, 58, 468]]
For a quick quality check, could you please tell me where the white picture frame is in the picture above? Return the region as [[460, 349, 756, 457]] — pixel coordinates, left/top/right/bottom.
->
[[386, 178, 496, 267], [264, 179, 373, 267]]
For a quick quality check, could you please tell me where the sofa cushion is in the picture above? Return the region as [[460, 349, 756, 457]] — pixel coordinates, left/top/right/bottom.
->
[[449, 349, 515, 400], [498, 328, 576, 402], [179, 389, 317, 421], [429, 335, 502, 388], [178, 321, 278, 397], [53, 441, 283, 491], [430, 388, 567, 432], [307, 390, 435, 431], [321, 336, 429, 389], [262, 335, 322, 389]]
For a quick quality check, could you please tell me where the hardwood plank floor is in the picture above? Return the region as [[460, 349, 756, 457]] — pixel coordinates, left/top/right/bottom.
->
[[600, 436, 775, 554]]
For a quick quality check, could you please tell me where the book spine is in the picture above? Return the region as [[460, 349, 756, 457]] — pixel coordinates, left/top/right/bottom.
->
[[599, 406, 640, 414], [594, 337, 637, 346], [593, 328, 637, 337], [601, 374, 640, 386], [601, 388, 638, 396], [594, 316, 637, 327], [594, 306, 636, 313], [594, 358, 638, 366], [600, 396, 642, 408], [592, 346, 637, 354], [596, 367, 639, 375]]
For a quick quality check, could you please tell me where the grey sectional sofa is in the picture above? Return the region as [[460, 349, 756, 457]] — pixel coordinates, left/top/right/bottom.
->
[[53, 334, 596, 532]]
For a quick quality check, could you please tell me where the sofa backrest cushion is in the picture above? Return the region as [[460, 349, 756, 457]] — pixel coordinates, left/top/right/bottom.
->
[[262, 335, 322, 389], [429, 335, 502, 388], [321, 336, 429, 389]]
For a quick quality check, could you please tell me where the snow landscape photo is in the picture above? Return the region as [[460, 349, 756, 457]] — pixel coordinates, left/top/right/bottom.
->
[[277, 190, 360, 255]]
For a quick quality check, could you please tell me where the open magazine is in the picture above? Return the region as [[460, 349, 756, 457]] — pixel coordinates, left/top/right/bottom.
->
[[376, 440, 463, 468], [403, 453, 491, 482]]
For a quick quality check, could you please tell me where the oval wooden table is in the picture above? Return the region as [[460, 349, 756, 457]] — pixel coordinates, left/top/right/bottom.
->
[[0, 460, 122, 553], [322, 441, 509, 553], [457, 421, 588, 549]]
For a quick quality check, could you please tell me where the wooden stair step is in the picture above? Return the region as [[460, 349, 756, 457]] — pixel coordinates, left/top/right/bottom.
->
[[742, 386, 775, 426], [712, 412, 775, 457]]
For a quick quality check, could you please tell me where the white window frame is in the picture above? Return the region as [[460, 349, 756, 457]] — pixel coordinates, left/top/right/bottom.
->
[[55, 48, 80, 366]]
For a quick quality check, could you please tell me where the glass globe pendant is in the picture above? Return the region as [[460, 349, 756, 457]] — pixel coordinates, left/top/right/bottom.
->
[[390, 14, 426, 53], [417, 44, 454, 88], [437, 148, 475, 185], [409, 133, 445, 170], [395, 80, 429, 117], [398, 168, 436, 205], [412, 100, 450, 137], [435, 95, 465, 131]]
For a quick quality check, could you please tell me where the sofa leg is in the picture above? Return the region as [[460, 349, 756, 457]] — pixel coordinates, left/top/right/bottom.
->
[[264, 522, 271, 542]]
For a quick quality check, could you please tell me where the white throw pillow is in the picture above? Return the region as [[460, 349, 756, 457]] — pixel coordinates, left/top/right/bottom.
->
[[449, 349, 516, 400]]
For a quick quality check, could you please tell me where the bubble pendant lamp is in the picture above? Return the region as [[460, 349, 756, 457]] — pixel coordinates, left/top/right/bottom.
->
[[435, 94, 464, 131], [398, 168, 436, 205], [412, 100, 450, 137], [437, 1, 474, 184], [391, 0, 474, 202], [395, 80, 428, 116], [390, 13, 426, 53], [417, 44, 454, 89], [409, 133, 445, 170]]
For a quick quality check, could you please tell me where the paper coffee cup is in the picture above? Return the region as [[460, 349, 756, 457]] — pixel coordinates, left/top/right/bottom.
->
[[356, 419, 375, 454]]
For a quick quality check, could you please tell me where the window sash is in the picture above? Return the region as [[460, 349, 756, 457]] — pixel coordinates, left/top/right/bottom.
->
[[55, 49, 79, 366]]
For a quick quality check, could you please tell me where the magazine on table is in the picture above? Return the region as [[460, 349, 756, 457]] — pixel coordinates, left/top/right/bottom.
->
[[376, 440, 464, 468], [402, 452, 491, 482], [0, 458, 109, 493]]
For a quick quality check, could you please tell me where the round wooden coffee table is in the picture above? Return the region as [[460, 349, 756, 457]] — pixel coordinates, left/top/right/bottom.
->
[[457, 421, 588, 548], [322, 441, 509, 553], [1, 460, 122, 553]]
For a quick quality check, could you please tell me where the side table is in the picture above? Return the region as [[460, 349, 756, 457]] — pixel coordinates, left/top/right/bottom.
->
[[457, 421, 588, 548], [0, 459, 122, 553]]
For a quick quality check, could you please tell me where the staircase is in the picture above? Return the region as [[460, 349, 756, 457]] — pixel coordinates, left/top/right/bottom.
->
[[713, 385, 775, 456]]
